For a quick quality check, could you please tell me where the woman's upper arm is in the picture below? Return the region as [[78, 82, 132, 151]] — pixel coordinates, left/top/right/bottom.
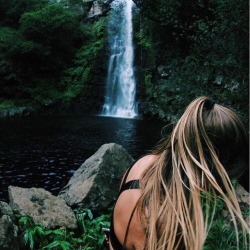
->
[[113, 190, 145, 249], [111, 155, 157, 249]]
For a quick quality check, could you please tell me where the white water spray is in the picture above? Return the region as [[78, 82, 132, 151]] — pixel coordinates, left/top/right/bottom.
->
[[102, 0, 137, 118]]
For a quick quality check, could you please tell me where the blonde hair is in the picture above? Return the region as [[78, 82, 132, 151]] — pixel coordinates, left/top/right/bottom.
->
[[137, 96, 249, 250]]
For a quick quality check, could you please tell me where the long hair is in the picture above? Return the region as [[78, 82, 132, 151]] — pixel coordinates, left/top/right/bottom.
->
[[137, 96, 249, 250]]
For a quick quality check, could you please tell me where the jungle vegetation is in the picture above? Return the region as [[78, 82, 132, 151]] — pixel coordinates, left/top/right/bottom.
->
[[0, 0, 248, 123]]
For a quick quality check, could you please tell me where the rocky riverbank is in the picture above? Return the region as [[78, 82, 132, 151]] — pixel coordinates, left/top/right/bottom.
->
[[0, 143, 133, 249], [0, 143, 249, 249]]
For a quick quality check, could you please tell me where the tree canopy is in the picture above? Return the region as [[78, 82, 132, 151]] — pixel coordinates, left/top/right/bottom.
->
[[0, 1, 84, 102]]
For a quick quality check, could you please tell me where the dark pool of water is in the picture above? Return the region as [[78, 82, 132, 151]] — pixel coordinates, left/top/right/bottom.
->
[[0, 115, 166, 202]]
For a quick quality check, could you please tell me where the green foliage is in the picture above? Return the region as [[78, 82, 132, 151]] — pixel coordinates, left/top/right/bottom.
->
[[136, 30, 152, 49], [60, 17, 108, 101], [15, 209, 110, 250], [0, 1, 85, 106], [0, 26, 46, 100], [24, 82, 64, 104], [204, 219, 247, 250], [62, 67, 90, 101], [76, 209, 110, 249], [0, 27, 37, 56], [133, 0, 181, 25], [134, 16, 157, 68], [136, 0, 248, 123], [18, 215, 48, 249], [0, 0, 49, 27], [91, 17, 107, 38], [19, 4, 82, 69], [59, 0, 92, 16], [143, 73, 154, 99], [201, 191, 250, 250], [0, 99, 16, 110]]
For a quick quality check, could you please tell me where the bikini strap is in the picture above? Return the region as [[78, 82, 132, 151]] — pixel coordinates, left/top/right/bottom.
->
[[119, 180, 140, 195], [119, 161, 136, 189]]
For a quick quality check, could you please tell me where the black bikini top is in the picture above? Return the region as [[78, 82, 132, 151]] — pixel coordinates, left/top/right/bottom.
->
[[109, 164, 140, 250]]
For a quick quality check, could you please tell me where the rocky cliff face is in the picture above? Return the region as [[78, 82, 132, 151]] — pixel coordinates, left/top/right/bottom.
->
[[85, 0, 113, 19]]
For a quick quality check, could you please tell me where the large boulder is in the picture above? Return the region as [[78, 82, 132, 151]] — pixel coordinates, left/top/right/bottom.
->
[[0, 202, 19, 250], [8, 186, 77, 229], [59, 143, 134, 212]]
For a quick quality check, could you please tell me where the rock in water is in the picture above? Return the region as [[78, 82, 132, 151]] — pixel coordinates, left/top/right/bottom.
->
[[58, 143, 134, 212]]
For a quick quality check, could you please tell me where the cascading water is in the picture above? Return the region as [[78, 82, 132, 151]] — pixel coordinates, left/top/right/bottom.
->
[[102, 0, 137, 118]]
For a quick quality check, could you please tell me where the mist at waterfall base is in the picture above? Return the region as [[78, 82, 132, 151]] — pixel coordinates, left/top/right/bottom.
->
[[102, 0, 138, 119], [0, 115, 166, 202]]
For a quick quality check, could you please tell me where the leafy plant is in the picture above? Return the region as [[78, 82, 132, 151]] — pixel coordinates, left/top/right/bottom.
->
[[15, 209, 110, 250], [60, 17, 108, 102], [18, 215, 46, 249], [201, 189, 250, 250], [42, 228, 83, 250], [0, 99, 16, 110], [75, 208, 110, 250]]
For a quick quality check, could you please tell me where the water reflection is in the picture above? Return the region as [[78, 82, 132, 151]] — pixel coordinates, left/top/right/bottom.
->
[[0, 115, 165, 201]]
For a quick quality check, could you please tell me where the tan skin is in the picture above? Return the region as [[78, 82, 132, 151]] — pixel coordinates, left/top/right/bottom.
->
[[109, 155, 157, 250]]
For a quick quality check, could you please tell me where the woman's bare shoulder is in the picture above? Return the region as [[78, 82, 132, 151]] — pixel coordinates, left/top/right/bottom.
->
[[113, 155, 157, 249], [126, 154, 158, 181]]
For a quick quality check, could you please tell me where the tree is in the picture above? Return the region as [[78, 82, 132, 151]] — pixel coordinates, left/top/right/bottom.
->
[[19, 4, 82, 72], [0, 3, 83, 101], [0, 0, 49, 27], [0, 27, 40, 97]]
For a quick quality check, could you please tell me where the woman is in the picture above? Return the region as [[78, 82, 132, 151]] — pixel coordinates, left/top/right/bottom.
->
[[109, 96, 249, 250]]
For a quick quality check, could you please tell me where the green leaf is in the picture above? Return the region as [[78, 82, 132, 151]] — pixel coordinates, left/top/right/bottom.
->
[[43, 240, 61, 249], [35, 225, 45, 236], [61, 241, 72, 250], [52, 229, 64, 236], [86, 209, 93, 220], [28, 230, 35, 249]]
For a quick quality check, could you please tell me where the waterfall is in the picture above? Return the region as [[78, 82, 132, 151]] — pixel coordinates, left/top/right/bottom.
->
[[102, 0, 137, 118]]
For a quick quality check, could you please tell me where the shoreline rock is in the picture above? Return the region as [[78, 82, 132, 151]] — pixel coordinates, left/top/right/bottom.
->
[[58, 143, 134, 212], [8, 186, 77, 229]]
